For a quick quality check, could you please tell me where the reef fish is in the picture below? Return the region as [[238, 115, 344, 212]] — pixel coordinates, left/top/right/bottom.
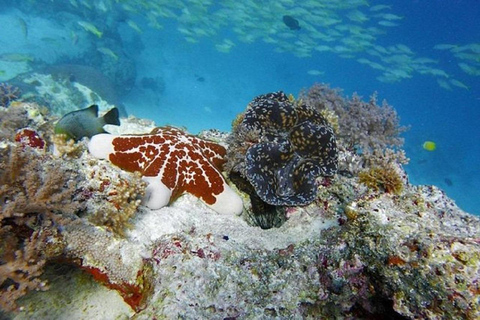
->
[[55, 105, 120, 141], [77, 21, 103, 38], [0, 53, 34, 62], [283, 15, 301, 30], [422, 141, 436, 151], [97, 47, 119, 60]]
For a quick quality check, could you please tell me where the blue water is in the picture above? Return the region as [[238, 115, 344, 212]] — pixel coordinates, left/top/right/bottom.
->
[[1, 0, 479, 214]]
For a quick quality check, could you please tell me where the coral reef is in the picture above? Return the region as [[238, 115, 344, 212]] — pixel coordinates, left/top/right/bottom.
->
[[1, 85, 479, 320], [0, 212, 66, 313], [0, 102, 149, 312], [0, 83, 21, 107], [61, 221, 151, 311], [127, 184, 480, 319], [82, 166, 146, 236], [15, 128, 46, 150], [226, 91, 338, 208]]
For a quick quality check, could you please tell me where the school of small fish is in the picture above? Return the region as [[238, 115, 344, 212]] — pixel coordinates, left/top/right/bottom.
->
[[0, 0, 478, 91]]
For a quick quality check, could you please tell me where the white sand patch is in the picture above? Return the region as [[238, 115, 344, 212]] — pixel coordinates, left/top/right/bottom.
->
[[128, 194, 337, 254]]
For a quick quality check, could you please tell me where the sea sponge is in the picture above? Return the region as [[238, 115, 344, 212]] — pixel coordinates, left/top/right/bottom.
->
[[227, 91, 338, 206]]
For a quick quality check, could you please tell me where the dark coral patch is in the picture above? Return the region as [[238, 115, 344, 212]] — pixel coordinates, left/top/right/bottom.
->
[[229, 91, 338, 206]]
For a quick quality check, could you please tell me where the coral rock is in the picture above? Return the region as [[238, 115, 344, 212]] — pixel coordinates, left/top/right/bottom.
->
[[88, 126, 243, 215]]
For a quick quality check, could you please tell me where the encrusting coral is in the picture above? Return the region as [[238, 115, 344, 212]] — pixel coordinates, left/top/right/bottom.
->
[[83, 166, 146, 236], [88, 126, 243, 215], [61, 221, 152, 310]]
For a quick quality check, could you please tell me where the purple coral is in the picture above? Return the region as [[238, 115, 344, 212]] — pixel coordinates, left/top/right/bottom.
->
[[300, 83, 407, 153], [0, 82, 21, 107]]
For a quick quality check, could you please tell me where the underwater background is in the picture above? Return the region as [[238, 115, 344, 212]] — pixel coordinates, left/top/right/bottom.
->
[[0, 0, 478, 215]]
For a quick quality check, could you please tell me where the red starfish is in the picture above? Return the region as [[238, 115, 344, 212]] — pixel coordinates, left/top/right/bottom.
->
[[88, 127, 243, 214]]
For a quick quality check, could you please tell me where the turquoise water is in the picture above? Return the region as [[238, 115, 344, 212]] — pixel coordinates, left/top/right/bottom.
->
[[0, 0, 479, 214]]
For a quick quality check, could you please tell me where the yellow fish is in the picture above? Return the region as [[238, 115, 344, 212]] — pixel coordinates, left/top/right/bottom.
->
[[307, 70, 325, 76], [126, 20, 143, 34], [71, 31, 79, 45], [17, 17, 28, 38], [78, 21, 103, 38], [422, 141, 436, 151], [0, 53, 34, 62], [97, 47, 118, 60]]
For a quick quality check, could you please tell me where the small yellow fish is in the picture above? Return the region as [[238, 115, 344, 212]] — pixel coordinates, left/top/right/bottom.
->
[[422, 141, 436, 151], [184, 37, 199, 43], [307, 70, 325, 76], [369, 5, 391, 11], [215, 39, 235, 53], [17, 17, 28, 38], [78, 21, 103, 38], [126, 20, 143, 34], [71, 30, 79, 45], [433, 44, 457, 51], [378, 20, 399, 27], [0, 53, 34, 62], [449, 79, 469, 90], [437, 79, 452, 91], [97, 47, 118, 60]]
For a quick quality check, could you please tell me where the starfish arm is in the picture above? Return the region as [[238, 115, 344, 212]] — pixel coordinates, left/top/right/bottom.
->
[[88, 133, 116, 159], [208, 182, 244, 215], [142, 176, 172, 209]]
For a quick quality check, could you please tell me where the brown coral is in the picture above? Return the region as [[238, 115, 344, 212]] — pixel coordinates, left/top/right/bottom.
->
[[0, 83, 21, 107], [0, 212, 67, 312], [0, 145, 84, 311], [358, 165, 404, 195], [85, 169, 146, 237], [0, 104, 30, 142]]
